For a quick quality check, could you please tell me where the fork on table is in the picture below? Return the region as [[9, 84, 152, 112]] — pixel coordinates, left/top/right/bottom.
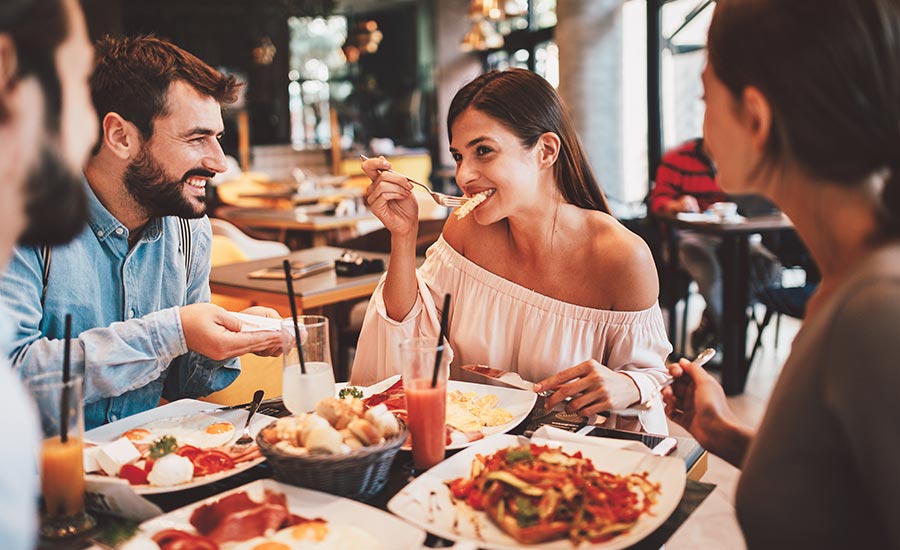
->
[[360, 155, 468, 208], [229, 389, 264, 452]]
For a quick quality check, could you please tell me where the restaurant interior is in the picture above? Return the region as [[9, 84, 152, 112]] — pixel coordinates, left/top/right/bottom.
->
[[26, 0, 822, 548]]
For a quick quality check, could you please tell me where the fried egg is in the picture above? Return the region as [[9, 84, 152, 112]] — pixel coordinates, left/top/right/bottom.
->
[[120, 428, 154, 445], [177, 417, 236, 449], [123, 414, 236, 449], [228, 522, 382, 550]]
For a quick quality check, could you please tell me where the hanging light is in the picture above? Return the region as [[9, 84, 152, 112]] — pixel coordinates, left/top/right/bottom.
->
[[469, 0, 503, 21], [460, 19, 504, 52], [461, 0, 505, 52]]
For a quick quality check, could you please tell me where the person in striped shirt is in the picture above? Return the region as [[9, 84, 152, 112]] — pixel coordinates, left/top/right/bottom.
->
[[650, 137, 778, 354]]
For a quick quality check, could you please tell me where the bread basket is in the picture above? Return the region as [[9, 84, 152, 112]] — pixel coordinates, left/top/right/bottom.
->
[[256, 418, 408, 501]]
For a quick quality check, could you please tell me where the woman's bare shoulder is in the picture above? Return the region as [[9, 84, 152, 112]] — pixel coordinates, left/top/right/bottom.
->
[[585, 212, 659, 310]]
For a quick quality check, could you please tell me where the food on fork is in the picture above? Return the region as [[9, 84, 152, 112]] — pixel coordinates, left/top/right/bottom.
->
[[455, 189, 495, 219], [446, 444, 661, 545]]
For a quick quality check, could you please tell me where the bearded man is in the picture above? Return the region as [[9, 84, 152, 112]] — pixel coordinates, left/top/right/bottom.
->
[[1, 35, 283, 430]]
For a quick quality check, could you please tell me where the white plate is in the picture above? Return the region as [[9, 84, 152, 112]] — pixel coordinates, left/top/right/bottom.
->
[[84, 399, 275, 495], [137, 478, 426, 549], [356, 375, 537, 450], [388, 434, 686, 550]]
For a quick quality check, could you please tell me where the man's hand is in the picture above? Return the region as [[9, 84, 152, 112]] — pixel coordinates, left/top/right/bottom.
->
[[534, 360, 641, 416], [667, 195, 701, 214], [239, 306, 284, 357], [180, 303, 283, 361]]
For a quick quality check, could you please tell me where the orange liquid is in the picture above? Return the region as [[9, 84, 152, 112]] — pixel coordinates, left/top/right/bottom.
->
[[41, 436, 85, 518], [406, 381, 447, 470]]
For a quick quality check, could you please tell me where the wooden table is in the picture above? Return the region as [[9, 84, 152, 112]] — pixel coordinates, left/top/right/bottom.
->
[[217, 205, 377, 248], [209, 246, 388, 314], [662, 213, 795, 395]]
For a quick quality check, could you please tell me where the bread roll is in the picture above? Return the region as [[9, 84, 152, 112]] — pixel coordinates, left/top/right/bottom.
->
[[348, 418, 383, 446], [304, 425, 344, 455], [315, 397, 355, 429], [365, 405, 400, 437]]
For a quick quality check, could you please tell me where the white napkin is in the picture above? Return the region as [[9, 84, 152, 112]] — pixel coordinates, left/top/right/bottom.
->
[[228, 312, 297, 333]]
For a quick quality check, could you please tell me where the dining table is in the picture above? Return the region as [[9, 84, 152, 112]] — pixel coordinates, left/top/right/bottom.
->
[[216, 205, 377, 248], [209, 246, 389, 314], [42, 395, 712, 550], [660, 212, 795, 395]]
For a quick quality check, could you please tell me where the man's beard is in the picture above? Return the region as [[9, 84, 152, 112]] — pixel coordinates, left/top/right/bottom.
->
[[18, 142, 87, 246], [123, 146, 211, 220]]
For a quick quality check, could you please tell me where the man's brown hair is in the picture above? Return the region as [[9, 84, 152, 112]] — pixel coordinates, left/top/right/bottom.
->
[[90, 34, 240, 147]]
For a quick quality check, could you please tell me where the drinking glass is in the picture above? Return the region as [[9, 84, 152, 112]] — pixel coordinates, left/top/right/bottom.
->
[[400, 337, 450, 471], [26, 373, 96, 538], [282, 315, 336, 414]]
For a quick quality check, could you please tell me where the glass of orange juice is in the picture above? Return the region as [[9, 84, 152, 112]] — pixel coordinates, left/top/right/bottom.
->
[[400, 337, 450, 471], [26, 373, 96, 538]]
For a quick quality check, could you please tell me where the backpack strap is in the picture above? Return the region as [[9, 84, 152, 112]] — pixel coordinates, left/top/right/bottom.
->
[[40, 244, 52, 308], [178, 217, 193, 284], [38, 220, 193, 309]]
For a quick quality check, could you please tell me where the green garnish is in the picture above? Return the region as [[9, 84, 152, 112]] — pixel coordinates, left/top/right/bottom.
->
[[505, 446, 533, 465], [339, 386, 364, 400], [148, 435, 178, 459], [514, 496, 540, 527]]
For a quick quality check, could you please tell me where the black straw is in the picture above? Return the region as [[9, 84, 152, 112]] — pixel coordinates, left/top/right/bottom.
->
[[283, 260, 306, 374], [60, 314, 72, 443], [432, 294, 451, 388]]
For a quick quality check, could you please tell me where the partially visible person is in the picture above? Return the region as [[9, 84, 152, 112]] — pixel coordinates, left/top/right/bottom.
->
[[352, 69, 671, 434], [1, 35, 284, 431], [650, 136, 779, 352], [664, 0, 900, 547], [0, 0, 97, 547]]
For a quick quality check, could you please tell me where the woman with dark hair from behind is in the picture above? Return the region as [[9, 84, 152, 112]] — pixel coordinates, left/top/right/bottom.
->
[[663, 0, 900, 547], [352, 68, 672, 434]]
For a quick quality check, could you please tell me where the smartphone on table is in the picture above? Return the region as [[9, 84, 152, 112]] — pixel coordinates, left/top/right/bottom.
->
[[578, 426, 678, 456]]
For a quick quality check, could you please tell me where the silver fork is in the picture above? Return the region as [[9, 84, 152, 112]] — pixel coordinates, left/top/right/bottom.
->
[[230, 389, 264, 451], [360, 155, 468, 207], [631, 347, 717, 412]]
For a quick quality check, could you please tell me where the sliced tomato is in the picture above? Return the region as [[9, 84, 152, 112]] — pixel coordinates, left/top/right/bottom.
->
[[191, 450, 235, 477], [118, 463, 148, 485], [143, 458, 155, 474], [176, 445, 202, 461], [466, 489, 485, 511], [449, 478, 473, 499]]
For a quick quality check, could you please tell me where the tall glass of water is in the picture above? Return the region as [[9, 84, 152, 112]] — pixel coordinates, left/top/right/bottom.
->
[[282, 315, 335, 414]]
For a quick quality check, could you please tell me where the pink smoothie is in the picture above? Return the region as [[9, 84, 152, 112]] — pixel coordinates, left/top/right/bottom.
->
[[405, 381, 447, 470]]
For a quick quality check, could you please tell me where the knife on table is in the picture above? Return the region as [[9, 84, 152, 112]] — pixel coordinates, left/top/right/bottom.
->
[[460, 365, 536, 392]]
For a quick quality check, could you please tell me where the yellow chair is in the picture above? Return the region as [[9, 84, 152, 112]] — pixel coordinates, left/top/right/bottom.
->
[[201, 234, 285, 406]]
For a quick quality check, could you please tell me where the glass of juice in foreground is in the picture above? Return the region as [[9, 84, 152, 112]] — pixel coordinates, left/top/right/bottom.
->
[[400, 336, 450, 471], [26, 372, 96, 538], [282, 315, 336, 414]]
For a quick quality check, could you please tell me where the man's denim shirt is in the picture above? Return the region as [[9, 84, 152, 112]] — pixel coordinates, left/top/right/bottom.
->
[[0, 181, 240, 429]]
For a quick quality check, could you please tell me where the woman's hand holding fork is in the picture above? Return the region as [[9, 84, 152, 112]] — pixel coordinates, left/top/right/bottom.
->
[[362, 155, 419, 238]]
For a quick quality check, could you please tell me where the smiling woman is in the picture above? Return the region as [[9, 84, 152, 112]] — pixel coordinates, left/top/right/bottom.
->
[[351, 69, 672, 435]]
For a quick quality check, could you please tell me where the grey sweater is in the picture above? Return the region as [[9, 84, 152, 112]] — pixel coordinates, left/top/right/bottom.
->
[[737, 244, 900, 549]]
